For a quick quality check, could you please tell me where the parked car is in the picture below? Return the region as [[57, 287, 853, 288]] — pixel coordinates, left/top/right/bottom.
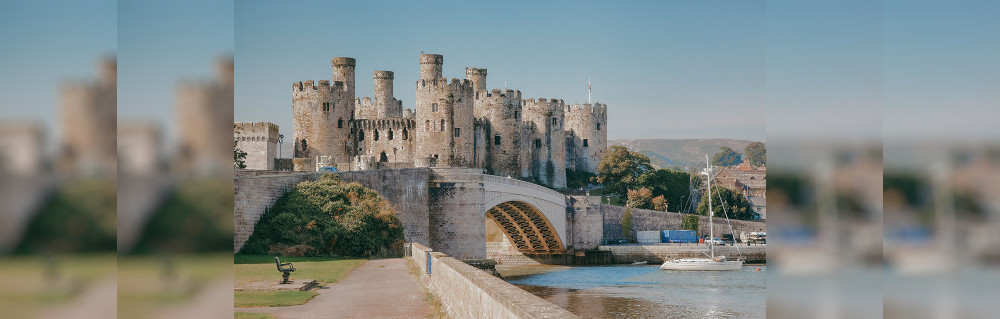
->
[[706, 237, 725, 246], [602, 238, 628, 245]]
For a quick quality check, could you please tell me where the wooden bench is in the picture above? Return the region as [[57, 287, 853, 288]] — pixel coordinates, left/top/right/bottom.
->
[[275, 257, 296, 284]]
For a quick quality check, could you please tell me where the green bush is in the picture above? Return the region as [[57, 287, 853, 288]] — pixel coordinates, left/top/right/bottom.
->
[[682, 214, 700, 234], [622, 207, 633, 240], [240, 174, 403, 258]]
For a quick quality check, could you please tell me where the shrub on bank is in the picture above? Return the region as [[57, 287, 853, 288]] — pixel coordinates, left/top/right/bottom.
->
[[240, 174, 404, 258]]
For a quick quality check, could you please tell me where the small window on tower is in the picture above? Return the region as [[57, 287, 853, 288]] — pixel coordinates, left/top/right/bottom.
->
[[552, 117, 558, 126], [494, 135, 501, 145], [338, 118, 344, 128], [583, 139, 589, 147], [535, 139, 541, 148], [358, 130, 364, 140], [454, 128, 460, 138], [403, 128, 408, 140], [432, 103, 438, 112], [374, 129, 380, 141], [597, 123, 601, 130], [388, 130, 394, 140], [514, 111, 519, 119], [440, 119, 445, 131], [425, 120, 430, 131], [322, 102, 329, 112]]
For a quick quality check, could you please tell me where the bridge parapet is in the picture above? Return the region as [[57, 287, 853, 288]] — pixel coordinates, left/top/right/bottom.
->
[[482, 175, 566, 205]]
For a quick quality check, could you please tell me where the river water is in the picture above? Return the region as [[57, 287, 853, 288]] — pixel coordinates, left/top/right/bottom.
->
[[505, 265, 766, 318]]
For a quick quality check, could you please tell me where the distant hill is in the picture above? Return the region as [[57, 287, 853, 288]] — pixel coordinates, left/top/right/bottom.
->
[[610, 139, 759, 171]]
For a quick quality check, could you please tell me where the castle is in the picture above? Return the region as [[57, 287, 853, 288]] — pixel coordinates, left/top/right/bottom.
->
[[290, 53, 607, 189]]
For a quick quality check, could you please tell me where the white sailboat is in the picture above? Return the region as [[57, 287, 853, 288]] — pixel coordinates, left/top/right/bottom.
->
[[660, 155, 744, 271]]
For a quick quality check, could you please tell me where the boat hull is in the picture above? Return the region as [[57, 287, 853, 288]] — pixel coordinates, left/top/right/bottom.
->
[[659, 259, 744, 271]]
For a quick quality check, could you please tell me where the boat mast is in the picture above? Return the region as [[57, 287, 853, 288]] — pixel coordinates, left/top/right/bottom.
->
[[706, 154, 714, 258]]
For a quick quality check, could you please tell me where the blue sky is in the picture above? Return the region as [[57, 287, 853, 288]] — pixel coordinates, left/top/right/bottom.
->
[[0, 0, 116, 145], [236, 0, 767, 143], [3, 1, 996, 152]]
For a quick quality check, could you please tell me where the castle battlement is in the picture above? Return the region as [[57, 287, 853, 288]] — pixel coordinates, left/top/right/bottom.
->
[[234, 121, 279, 141], [331, 57, 356, 66], [523, 98, 565, 112], [293, 80, 344, 92], [565, 102, 607, 115], [416, 77, 473, 91]]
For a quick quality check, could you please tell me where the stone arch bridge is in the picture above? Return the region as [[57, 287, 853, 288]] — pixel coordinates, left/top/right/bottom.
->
[[234, 167, 574, 260]]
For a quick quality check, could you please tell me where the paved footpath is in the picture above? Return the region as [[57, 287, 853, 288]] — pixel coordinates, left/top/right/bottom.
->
[[237, 258, 433, 319]]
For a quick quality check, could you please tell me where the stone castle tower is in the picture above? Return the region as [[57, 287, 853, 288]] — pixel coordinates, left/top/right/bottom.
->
[[234, 122, 279, 170], [291, 57, 356, 169], [289, 53, 608, 189]]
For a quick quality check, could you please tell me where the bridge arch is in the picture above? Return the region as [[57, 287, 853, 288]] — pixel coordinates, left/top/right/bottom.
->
[[485, 200, 564, 253], [482, 175, 568, 254]]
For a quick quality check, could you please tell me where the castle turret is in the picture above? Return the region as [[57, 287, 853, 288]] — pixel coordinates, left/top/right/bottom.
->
[[357, 71, 403, 119], [415, 53, 474, 167], [564, 103, 607, 173], [331, 57, 356, 103], [465, 67, 487, 92], [419, 54, 443, 79], [522, 98, 567, 188]]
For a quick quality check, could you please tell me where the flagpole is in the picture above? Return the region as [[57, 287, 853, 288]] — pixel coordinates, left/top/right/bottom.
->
[[588, 77, 591, 103]]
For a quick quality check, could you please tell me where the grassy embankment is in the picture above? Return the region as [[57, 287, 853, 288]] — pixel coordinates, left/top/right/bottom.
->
[[234, 255, 365, 308]]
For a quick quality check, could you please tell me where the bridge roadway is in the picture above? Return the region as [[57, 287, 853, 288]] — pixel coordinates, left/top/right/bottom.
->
[[234, 167, 570, 260]]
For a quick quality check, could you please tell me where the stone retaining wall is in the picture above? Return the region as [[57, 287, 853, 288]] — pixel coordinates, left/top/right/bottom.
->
[[598, 244, 767, 264], [234, 171, 324, 252], [410, 243, 577, 319], [601, 205, 766, 243]]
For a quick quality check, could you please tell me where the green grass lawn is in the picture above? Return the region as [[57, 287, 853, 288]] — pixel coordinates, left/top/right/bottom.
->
[[235, 312, 275, 319], [234, 254, 365, 307], [234, 254, 353, 264], [235, 290, 318, 307]]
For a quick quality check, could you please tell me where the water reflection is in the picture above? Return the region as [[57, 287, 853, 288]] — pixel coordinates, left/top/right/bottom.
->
[[508, 265, 765, 318]]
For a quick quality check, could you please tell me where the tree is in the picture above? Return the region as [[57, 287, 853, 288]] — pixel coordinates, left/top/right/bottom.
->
[[745, 142, 766, 167], [682, 214, 700, 233], [711, 146, 742, 167], [626, 187, 653, 209], [652, 195, 667, 211], [636, 169, 690, 212], [622, 207, 633, 241], [595, 145, 654, 198], [696, 186, 756, 220], [234, 140, 248, 169]]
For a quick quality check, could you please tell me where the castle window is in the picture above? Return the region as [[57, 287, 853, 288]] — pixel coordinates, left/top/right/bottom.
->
[[552, 117, 558, 126], [388, 129, 394, 140], [583, 139, 589, 147], [514, 111, 519, 119], [494, 135, 501, 145], [440, 119, 445, 131], [322, 102, 330, 112], [359, 130, 364, 140], [403, 128, 408, 140], [535, 139, 541, 148], [597, 123, 601, 130], [425, 120, 430, 131], [454, 128, 460, 138], [338, 118, 344, 128], [432, 103, 438, 112], [374, 129, 380, 141]]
